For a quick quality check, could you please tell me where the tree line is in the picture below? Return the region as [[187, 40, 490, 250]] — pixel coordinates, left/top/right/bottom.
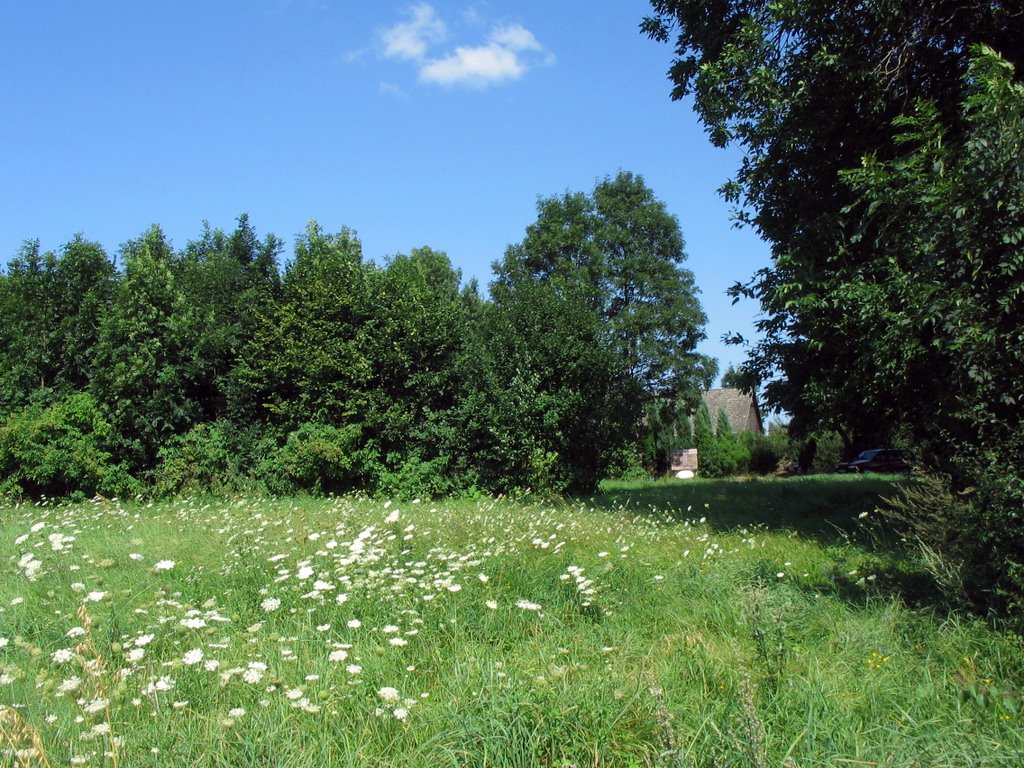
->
[[0, 172, 723, 500]]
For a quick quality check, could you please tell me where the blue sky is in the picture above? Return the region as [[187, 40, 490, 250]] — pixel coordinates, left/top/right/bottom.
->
[[1, 1, 769, 377]]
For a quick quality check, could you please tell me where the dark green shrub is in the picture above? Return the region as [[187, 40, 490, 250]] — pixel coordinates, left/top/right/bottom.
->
[[883, 450, 1024, 617], [742, 431, 786, 475], [605, 446, 652, 482], [961, 461, 1024, 616], [154, 421, 243, 497], [0, 392, 139, 499], [715, 408, 751, 475], [693, 400, 724, 477], [637, 399, 692, 475], [376, 453, 456, 500], [255, 423, 378, 496]]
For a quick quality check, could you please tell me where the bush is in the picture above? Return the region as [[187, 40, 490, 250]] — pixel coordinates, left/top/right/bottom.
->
[[0, 392, 139, 499], [956, 432, 1024, 615], [255, 423, 379, 496], [882, 458, 1024, 616], [741, 430, 787, 475], [153, 421, 244, 497], [376, 453, 456, 500], [605, 446, 653, 482]]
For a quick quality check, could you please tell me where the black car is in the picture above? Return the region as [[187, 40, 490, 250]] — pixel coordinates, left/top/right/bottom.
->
[[836, 449, 913, 474]]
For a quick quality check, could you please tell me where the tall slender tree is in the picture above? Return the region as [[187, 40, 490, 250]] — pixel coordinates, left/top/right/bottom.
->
[[90, 226, 198, 471]]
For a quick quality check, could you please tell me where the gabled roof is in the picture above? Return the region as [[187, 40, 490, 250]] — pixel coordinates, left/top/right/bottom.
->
[[701, 388, 763, 434]]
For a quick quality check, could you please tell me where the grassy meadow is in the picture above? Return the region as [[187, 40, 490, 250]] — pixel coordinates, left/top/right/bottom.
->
[[1, 476, 1022, 766]]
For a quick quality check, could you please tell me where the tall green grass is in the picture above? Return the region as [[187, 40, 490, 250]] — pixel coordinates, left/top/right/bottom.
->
[[2, 478, 1021, 766]]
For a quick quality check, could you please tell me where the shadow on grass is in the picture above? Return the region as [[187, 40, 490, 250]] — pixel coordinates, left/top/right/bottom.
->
[[585, 473, 947, 610], [588, 473, 907, 539], [817, 568, 945, 611]]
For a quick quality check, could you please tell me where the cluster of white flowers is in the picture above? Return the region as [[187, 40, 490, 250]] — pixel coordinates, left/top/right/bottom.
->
[[561, 565, 598, 607], [260, 597, 281, 612]]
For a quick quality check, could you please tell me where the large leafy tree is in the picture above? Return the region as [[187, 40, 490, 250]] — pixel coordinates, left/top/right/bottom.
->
[[494, 171, 716, 404], [645, 2, 1024, 609], [838, 50, 1024, 609], [643, 0, 1023, 449], [360, 247, 474, 483], [493, 172, 716, 481], [0, 242, 60, 410]]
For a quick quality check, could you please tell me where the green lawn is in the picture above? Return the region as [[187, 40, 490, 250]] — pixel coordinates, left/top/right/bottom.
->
[[2, 477, 1021, 766]]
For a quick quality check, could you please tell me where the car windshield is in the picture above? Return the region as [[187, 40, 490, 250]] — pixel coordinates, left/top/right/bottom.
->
[[858, 450, 880, 459]]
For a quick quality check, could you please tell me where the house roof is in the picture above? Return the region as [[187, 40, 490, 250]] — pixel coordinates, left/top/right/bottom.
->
[[701, 388, 763, 434]]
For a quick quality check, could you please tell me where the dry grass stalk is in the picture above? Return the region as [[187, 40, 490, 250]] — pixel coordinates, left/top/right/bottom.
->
[[73, 605, 119, 768], [0, 705, 54, 768]]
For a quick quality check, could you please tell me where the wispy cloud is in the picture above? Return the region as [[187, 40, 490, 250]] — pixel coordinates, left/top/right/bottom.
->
[[378, 81, 409, 99], [380, 3, 447, 62], [377, 5, 551, 90]]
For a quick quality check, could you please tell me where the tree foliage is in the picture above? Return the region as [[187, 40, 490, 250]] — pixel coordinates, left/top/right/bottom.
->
[[0, 237, 115, 412], [494, 171, 716, 402], [89, 226, 200, 472], [645, 1, 1024, 610], [1, 171, 713, 499], [643, 0, 1023, 447], [479, 276, 636, 494], [229, 223, 371, 432], [843, 49, 1024, 610], [487, 172, 716, 491]]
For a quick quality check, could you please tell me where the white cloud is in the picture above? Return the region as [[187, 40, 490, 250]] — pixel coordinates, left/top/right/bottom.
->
[[420, 43, 523, 88], [488, 24, 541, 52], [380, 3, 447, 62], [379, 81, 408, 99], [377, 5, 550, 90]]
